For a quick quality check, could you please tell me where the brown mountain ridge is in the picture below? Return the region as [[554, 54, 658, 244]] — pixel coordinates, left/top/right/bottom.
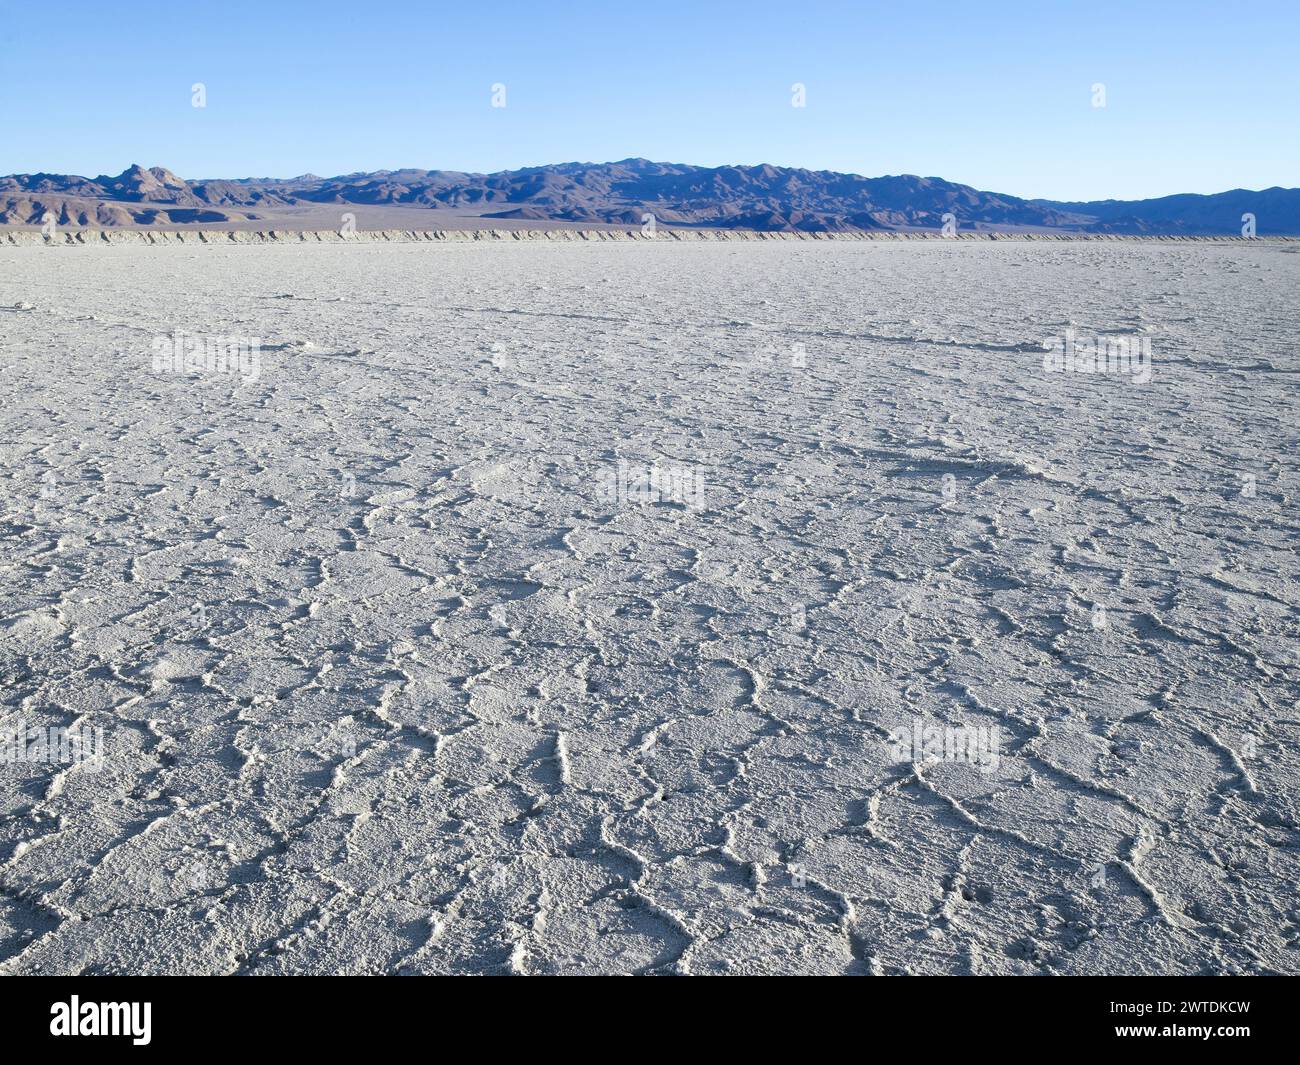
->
[[3, 160, 1297, 234]]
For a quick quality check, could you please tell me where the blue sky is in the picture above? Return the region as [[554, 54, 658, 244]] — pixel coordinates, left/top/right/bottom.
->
[[2, 0, 1296, 200]]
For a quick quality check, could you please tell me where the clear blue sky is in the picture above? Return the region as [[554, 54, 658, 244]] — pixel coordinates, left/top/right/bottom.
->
[[2, 0, 1295, 200]]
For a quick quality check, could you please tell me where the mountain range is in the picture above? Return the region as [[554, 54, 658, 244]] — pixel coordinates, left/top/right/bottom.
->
[[3, 159, 1296, 235]]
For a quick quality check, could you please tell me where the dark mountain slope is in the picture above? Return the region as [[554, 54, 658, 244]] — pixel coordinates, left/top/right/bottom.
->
[[3, 160, 1295, 233]]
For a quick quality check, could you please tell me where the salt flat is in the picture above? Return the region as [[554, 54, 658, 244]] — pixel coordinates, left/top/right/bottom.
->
[[0, 239, 1297, 975]]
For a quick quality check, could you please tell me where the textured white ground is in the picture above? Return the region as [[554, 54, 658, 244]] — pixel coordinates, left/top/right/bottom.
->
[[1, 240, 1297, 975]]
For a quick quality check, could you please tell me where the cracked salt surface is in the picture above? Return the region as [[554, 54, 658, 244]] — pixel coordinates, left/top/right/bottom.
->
[[0, 239, 1297, 975]]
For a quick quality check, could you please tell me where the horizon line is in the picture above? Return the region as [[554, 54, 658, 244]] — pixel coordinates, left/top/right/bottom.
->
[[5, 158, 1298, 206]]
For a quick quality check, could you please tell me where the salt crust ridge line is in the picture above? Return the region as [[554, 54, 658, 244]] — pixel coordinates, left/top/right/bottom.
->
[[3, 228, 1298, 247]]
